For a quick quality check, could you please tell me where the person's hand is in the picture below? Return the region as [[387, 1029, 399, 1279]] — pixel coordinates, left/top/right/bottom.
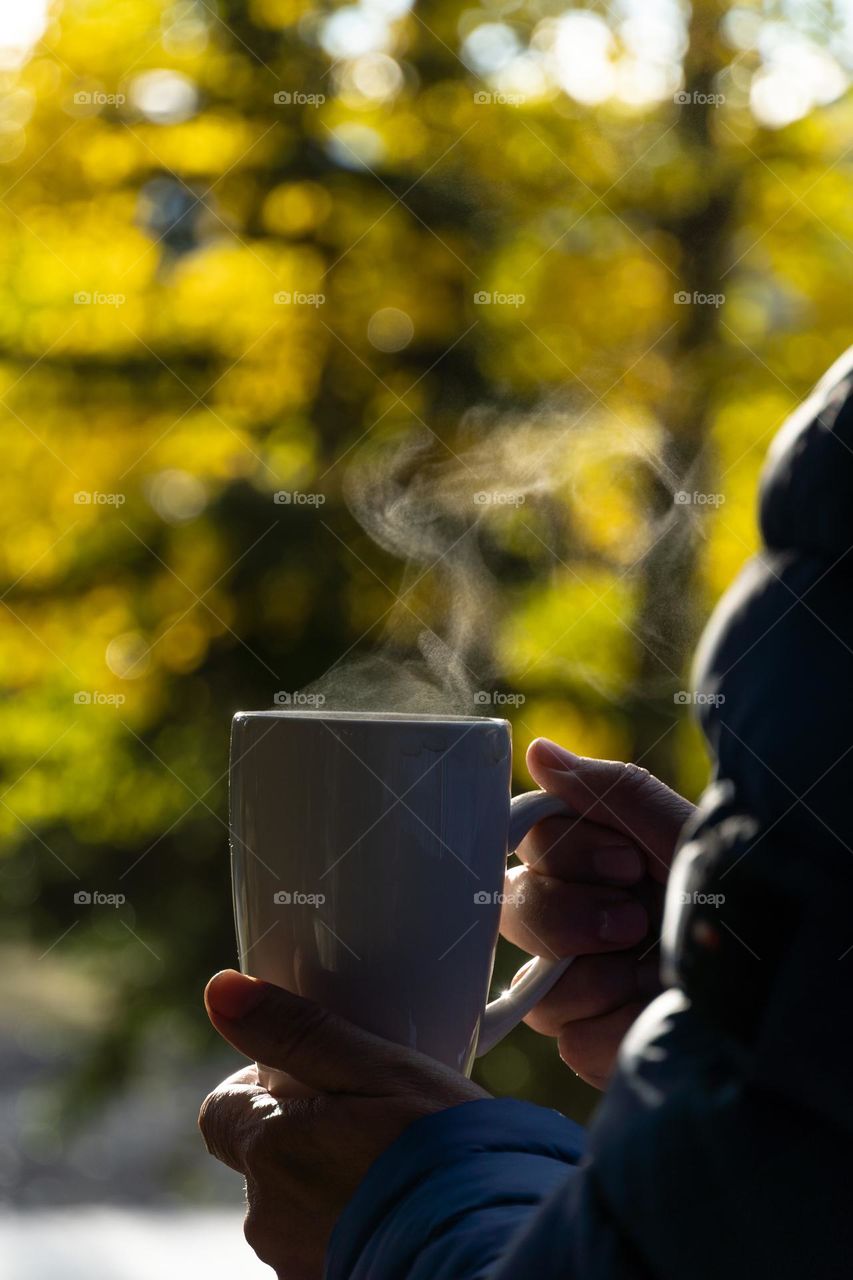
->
[[198, 969, 485, 1280], [500, 738, 695, 1089]]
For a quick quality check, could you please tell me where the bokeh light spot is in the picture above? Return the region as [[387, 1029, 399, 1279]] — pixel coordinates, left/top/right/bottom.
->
[[145, 469, 208, 524], [106, 632, 151, 680], [367, 307, 414, 352], [130, 70, 199, 124]]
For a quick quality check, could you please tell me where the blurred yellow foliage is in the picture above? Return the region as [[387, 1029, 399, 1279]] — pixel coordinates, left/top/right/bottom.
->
[[1, 0, 851, 1116]]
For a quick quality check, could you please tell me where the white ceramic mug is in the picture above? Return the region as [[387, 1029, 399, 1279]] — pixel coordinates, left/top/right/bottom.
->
[[229, 710, 574, 1081]]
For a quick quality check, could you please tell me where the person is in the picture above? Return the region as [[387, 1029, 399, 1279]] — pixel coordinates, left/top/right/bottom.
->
[[199, 347, 853, 1280]]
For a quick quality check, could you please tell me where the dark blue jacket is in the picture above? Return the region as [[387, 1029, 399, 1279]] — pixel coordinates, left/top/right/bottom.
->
[[326, 347, 853, 1280]]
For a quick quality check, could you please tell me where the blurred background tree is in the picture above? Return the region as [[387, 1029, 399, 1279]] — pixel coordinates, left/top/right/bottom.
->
[[0, 0, 852, 1159]]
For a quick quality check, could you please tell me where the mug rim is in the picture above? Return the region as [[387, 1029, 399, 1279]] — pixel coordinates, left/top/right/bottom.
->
[[233, 709, 509, 727]]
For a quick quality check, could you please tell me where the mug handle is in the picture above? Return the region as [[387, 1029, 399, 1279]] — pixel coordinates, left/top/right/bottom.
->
[[475, 789, 575, 1057]]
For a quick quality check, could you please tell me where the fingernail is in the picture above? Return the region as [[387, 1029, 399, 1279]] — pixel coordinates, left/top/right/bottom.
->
[[205, 970, 269, 1020], [593, 846, 643, 883], [598, 902, 647, 944], [532, 739, 581, 770]]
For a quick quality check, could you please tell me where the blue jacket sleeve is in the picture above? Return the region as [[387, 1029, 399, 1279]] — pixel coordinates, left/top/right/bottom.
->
[[325, 987, 853, 1280], [324, 1097, 585, 1280]]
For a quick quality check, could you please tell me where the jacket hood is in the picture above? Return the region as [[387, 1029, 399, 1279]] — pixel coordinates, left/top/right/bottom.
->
[[690, 346, 853, 863]]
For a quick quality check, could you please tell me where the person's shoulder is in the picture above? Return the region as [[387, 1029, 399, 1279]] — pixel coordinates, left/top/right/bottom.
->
[[760, 344, 853, 561]]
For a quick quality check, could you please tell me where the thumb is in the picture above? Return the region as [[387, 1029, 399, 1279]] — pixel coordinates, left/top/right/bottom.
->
[[526, 738, 694, 880], [204, 969, 403, 1093]]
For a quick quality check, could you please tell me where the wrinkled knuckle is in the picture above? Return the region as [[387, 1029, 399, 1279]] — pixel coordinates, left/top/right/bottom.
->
[[617, 761, 660, 806], [197, 1089, 222, 1153], [198, 1085, 256, 1172], [241, 1119, 275, 1175], [199, 1088, 246, 1171], [384, 1068, 428, 1103], [623, 761, 652, 787], [244, 1203, 284, 1268], [244, 1099, 308, 1177]]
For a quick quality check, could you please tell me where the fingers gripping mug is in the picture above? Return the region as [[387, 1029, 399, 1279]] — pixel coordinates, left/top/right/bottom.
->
[[229, 711, 574, 1085]]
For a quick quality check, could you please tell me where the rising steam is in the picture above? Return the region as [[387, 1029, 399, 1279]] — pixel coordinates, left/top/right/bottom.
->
[[301, 400, 690, 715]]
